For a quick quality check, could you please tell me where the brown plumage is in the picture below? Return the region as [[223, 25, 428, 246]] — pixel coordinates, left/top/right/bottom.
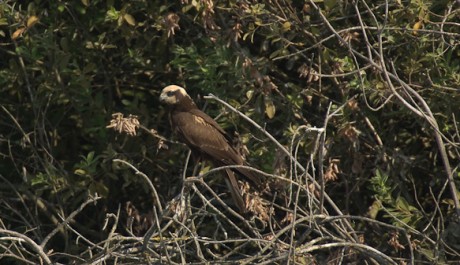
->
[[159, 85, 262, 212]]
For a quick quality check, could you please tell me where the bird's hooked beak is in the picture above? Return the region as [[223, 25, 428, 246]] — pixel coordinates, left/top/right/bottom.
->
[[159, 88, 176, 105], [159, 92, 169, 103]]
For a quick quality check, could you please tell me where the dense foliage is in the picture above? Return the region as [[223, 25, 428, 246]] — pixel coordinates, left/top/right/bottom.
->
[[1, 0, 459, 264]]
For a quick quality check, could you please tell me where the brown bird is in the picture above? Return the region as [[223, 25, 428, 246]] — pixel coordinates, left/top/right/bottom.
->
[[159, 85, 263, 212]]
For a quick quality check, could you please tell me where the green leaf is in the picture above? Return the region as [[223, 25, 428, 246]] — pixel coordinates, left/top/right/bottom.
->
[[282, 21, 291, 31], [74, 169, 86, 176], [106, 7, 119, 21], [57, 4, 65, 12], [368, 200, 381, 219], [123, 14, 136, 26], [264, 97, 276, 119]]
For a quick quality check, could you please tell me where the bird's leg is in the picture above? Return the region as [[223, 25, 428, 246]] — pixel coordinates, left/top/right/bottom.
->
[[191, 153, 202, 177]]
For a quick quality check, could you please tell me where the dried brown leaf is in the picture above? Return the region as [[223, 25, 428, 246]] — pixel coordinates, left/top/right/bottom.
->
[[12, 27, 26, 40], [27, 16, 39, 28]]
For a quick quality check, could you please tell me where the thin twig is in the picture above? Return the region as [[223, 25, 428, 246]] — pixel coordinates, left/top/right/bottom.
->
[[0, 229, 53, 265], [41, 194, 101, 249], [113, 159, 163, 213]]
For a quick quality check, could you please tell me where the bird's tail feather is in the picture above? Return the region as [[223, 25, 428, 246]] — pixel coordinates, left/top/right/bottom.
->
[[235, 166, 263, 190], [224, 169, 246, 213]]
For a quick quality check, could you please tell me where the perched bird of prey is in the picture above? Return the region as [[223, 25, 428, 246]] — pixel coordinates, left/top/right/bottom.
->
[[159, 85, 263, 213]]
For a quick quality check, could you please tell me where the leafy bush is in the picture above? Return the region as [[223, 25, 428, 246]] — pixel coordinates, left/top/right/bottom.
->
[[1, 0, 459, 264]]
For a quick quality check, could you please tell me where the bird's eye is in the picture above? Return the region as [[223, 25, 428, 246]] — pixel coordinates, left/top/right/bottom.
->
[[167, 91, 175, 97]]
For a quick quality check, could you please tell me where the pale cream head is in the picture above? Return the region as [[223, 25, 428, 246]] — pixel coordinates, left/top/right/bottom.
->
[[159, 85, 188, 105]]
